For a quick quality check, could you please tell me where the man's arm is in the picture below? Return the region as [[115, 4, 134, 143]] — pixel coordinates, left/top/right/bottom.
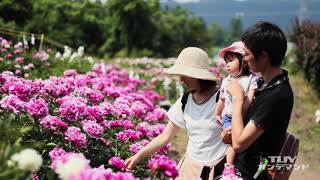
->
[[228, 80, 264, 153]]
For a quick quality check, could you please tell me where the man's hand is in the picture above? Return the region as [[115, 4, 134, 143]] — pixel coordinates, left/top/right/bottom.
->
[[227, 80, 244, 101]]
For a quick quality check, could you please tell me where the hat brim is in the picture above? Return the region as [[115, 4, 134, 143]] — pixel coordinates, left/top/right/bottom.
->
[[163, 64, 220, 82], [218, 45, 245, 59]]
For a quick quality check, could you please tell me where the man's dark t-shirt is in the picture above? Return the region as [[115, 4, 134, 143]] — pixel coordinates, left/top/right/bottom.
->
[[235, 70, 294, 180]]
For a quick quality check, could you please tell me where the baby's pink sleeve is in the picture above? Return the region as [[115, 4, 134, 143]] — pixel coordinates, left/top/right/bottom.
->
[[249, 74, 260, 90]]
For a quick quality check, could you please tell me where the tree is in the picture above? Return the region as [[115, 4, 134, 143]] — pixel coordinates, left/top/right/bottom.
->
[[0, 0, 32, 25], [226, 17, 243, 44], [24, 0, 107, 55], [207, 22, 226, 46], [100, 0, 158, 57]]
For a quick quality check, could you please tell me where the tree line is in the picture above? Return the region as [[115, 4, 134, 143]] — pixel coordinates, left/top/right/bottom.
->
[[0, 0, 243, 58]]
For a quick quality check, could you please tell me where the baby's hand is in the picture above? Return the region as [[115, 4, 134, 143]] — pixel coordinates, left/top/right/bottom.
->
[[221, 127, 232, 144]]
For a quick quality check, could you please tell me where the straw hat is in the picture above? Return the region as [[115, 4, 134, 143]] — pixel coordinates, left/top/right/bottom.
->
[[163, 47, 220, 82]]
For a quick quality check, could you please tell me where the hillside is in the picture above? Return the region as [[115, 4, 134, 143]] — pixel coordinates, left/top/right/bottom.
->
[[161, 0, 320, 30]]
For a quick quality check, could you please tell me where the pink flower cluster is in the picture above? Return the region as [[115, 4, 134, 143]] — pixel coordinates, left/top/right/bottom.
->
[[116, 129, 142, 142], [25, 98, 49, 118], [82, 120, 104, 138], [40, 115, 68, 132], [33, 50, 50, 62], [64, 127, 87, 148], [0, 62, 180, 179], [148, 155, 179, 179], [0, 37, 52, 77], [70, 167, 136, 180], [49, 148, 136, 180], [108, 156, 125, 170], [0, 95, 25, 114], [129, 139, 149, 154], [57, 96, 87, 122]]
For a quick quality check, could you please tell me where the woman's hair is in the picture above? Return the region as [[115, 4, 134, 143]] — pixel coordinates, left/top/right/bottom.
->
[[224, 51, 250, 76], [198, 79, 218, 92]]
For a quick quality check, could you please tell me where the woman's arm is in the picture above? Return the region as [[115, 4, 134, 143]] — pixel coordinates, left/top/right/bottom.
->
[[124, 120, 181, 170]]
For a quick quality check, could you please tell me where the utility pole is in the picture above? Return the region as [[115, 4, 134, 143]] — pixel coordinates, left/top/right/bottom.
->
[[299, 0, 308, 25]]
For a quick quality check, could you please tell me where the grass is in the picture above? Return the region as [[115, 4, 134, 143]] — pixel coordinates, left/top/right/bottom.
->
[[288, 71, 320, 170]]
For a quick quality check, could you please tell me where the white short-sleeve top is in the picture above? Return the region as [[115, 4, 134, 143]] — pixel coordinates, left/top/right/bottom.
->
[[167, 92, 228, 164], [220, 74, 259, 116]]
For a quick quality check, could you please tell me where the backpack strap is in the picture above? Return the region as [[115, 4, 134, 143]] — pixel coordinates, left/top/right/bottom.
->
[[215, 89, 220, 103], [268, 132, 300, 180], [181, 89, 220, 112]]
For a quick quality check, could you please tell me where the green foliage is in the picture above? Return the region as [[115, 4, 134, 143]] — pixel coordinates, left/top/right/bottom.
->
[[24, 0, 107, 56], [0, 111, 38, 179], [0, 0, 244, 58], [28, 57, 93, 80], [289, 19, 320, 95], [225, 17, 243, 45], [207, 23, 227, 47], [0, 0, 32, 25]]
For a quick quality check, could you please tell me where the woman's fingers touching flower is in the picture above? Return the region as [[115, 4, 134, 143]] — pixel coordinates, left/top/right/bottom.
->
[[124, 157, 136, 171]]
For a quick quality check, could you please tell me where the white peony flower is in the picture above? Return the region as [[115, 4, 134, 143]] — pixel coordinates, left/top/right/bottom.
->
[[55, 155, 89, 180], [315, 109, 320, 123], [315, 109, 320, 117], [10, 148, 43, 172], [77, 46, 84, 57], [69, 53, 78, 62], [55, 52, 62, 60], [86, 57, 94, 64], [14, 42, 23, 49], [63, 46, 72, 60], [163, 77, 172, 90]]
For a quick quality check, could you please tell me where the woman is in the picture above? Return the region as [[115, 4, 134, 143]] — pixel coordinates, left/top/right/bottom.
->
[[124, 47, 228, 180]]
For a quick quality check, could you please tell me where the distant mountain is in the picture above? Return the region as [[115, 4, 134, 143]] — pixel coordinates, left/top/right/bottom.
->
[[161, 0, 320, 31]]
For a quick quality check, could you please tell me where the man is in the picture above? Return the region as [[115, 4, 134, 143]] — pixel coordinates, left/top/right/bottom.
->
[[227, 21, 294, 179]]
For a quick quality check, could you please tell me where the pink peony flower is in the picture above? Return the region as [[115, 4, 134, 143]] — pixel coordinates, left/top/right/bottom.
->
[[15, 57, 24, 63], [108, 157, 125, 170], [84, 106, 105, 122], [147, 155, 179, 179], [63, 69, 77, 77], [64, 127, 87, 148], [49, 147, 66, 161], [0, 95, 25, 114], [58, 96, 87, 122], [33, 50, 49, 62], [25, 98, 49, 118], [82, 120, 104, 138], [40, 115, 68, 132]]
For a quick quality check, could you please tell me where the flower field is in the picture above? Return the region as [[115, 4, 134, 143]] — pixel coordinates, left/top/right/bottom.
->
[[0, 36, 228, 179]]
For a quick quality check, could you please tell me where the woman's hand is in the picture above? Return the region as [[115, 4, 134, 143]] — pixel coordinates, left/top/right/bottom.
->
[[227, 80, 244, 101], [124, 154, 141, 171], [220, 127, 232, 144]]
